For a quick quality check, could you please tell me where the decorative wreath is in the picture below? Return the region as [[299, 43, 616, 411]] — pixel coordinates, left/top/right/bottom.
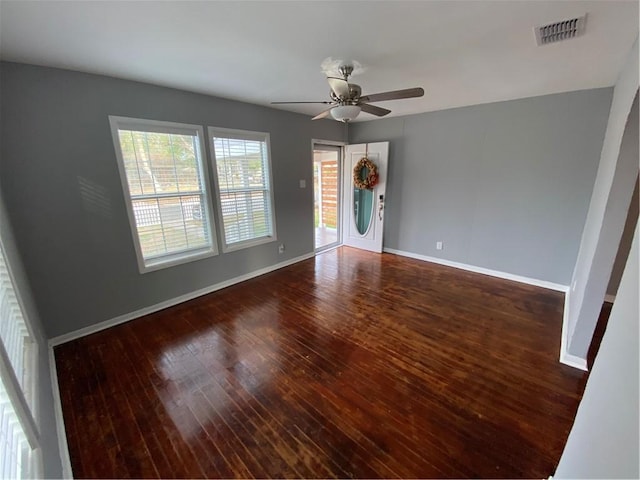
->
[[353, 157, 379, 190]]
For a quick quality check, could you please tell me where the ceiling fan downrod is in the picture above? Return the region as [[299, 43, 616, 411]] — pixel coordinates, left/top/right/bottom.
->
[[338, 65, 354, 80]]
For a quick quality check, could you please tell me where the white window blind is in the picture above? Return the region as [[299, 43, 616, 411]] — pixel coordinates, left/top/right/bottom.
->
[[110, 117, 218, 272], [0, 380, 36, 479], [0, 254, 35, 414], [209, 128, 276, 251], [0, 247, 40, 479]]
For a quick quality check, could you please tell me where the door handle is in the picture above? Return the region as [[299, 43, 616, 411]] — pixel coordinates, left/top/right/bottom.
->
[[378, 194, 384, 221]]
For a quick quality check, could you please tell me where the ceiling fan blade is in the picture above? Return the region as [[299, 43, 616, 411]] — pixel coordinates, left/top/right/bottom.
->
[[271, 101, 332, 104], [360, 103, 391, 117], [327, 77, 350, 99], [312, 108, 334, 121], [360, 87, 424, 103]]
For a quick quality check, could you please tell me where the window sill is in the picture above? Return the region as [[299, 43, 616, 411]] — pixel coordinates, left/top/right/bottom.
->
[[221, 235, 277, 254], [140, 246, 218, 273]]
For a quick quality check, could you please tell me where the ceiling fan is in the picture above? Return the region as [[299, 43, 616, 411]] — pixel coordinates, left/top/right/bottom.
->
[[271, 65, 424, 122]]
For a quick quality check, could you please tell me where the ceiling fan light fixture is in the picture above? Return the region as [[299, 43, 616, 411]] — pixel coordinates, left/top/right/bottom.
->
[[331, 105, 361, 122], [271, 61, 424, 121]]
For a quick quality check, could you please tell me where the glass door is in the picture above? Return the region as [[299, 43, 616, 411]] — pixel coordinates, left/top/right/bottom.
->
[[313, 145, 341, 251]]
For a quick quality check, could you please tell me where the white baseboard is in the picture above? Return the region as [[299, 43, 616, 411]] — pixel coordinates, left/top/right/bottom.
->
[[49, 252, 315, 347], [48, 347, 73, 478], [604, 294, 616, 303], [383, 248, 569, 292], [559, 351, 588, 371], [559, 289, 581, 370]]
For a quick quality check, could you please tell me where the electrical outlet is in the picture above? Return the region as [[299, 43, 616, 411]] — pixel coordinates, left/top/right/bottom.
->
[[299, 179, 306, 188], [278, 243, 285, 254], [436, 241, 443, 250]]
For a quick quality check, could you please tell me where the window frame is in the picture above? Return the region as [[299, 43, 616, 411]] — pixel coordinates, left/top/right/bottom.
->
[[109, 116, 219, 273], [0, 241, 43, 478], [208, 127, 277, 253]]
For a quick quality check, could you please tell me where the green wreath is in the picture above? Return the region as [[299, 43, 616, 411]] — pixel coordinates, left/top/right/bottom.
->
[[353, 157, 379, 190]]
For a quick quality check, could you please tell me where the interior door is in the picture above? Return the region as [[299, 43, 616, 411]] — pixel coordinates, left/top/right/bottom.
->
[[342, 142, 388, 252]]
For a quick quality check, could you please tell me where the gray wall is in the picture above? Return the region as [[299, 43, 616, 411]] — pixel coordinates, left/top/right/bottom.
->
[[554, 224, 639, 479], [607, 176, 638, 296], [0, 62, 345, 338], [568, 92, 639, 359], [349, 89, 612, 285], [0, 189, 63, 477], [566, 38, 638, 363]]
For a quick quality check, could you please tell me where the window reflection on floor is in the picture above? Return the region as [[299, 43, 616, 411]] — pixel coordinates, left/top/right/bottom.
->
[[156, 299, 281, 440]]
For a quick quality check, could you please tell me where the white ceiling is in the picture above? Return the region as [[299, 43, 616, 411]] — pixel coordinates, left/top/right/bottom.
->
[[1, 1, 638, 121]]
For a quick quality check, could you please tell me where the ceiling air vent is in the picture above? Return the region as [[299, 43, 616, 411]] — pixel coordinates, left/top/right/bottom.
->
[[535, 14, 587, 46]]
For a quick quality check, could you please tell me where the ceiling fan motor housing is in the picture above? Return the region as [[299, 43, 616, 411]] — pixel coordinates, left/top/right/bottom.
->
[[330, 83, 361, 103]]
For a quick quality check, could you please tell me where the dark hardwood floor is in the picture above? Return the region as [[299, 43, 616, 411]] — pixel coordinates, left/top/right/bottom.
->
[[55, 247, 591, 478], [587, 301, 613, 370]]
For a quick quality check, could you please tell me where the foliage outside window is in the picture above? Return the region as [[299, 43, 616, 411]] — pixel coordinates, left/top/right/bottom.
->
[[209, 128, 277, 251], [110, 117, 217, 272]]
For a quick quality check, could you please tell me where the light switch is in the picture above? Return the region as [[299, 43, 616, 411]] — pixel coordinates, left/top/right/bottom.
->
[[299, 179, 306, 188]]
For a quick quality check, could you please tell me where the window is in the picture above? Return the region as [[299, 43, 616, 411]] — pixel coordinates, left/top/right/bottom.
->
[[0, 244, 41, 478], [110, 117, 218, 272], [209, 128, 277, 252]]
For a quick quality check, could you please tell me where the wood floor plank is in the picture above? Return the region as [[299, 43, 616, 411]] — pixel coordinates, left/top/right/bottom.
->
[[55, 247, 592, 478], [200, 308, 404, 478]]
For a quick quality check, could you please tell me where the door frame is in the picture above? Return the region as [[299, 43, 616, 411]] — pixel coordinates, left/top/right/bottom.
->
[[311, 139, 346, 253]]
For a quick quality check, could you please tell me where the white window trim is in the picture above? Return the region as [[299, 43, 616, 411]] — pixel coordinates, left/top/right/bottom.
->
[[0, 344, 40, 449], [0, 247, 40, 419], [109, 116, 219, 273], [0, 241, 43, 478], [208, 127, 277, 253]]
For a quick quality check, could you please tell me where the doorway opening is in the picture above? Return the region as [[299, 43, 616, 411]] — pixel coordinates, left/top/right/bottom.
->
[[313, 145, 341, 251], [588, 173, 639, 369]]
